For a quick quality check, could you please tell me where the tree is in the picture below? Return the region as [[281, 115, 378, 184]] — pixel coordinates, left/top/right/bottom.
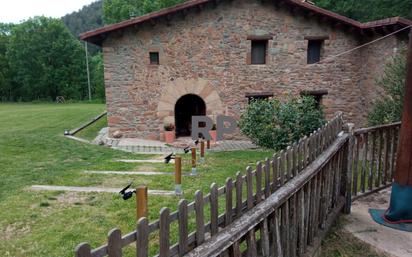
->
[[103, 0, 186, 24], [90, 52, 105, 100], [62, 1, 104, 55], [238, 96, 325, 150], [0, 23, 13, 101], [368, 48, 407, 125], [6, 17, 87, 101], [313, 0, 412, 22]]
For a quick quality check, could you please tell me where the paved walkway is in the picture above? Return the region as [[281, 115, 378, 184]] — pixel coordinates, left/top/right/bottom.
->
[[30, 185, 176, 196], [96, 128, 259, 153], [344, 188, 412, 257], [84, 170, 173, 175]]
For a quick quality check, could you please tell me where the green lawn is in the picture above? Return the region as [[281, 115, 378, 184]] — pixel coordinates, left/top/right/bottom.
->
[[0, 103, 272, 257], [0, 103, 386, 257]]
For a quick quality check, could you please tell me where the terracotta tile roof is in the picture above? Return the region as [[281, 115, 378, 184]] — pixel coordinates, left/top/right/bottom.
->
[[80, 0, 412, 45]]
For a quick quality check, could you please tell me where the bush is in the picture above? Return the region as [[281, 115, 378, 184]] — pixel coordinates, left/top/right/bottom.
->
[[368, 48, 406, 126], [239, 96, 325, 150]]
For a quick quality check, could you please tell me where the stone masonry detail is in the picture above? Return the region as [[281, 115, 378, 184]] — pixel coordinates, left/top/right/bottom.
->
[[102, 0, 404, 140]]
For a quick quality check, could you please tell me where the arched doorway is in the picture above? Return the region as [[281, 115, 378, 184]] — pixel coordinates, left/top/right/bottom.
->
[[175, 94, 206, 137]]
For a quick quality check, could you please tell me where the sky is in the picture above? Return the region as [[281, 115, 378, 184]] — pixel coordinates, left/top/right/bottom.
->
[[0, 0, 97, 23]]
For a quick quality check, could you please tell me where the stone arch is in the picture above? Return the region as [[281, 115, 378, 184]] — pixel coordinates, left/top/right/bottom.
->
[[157, 78, 224, 126]]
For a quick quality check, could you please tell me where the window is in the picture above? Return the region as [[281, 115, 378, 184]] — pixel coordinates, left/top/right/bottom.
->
[[251, 40, 267, 65], [307, 40, 323, 64], [149, 52, 159, 65], [246, 92, 273, 103], [300, 90, 328, 108]]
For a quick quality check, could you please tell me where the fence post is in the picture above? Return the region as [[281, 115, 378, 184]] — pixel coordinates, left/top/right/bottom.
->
[[200, 140, 205, 163], [342, 123, 355, 214], [136, 186, 148, 220], [175, 156, 182, 195], [191, 147, 197, 175]]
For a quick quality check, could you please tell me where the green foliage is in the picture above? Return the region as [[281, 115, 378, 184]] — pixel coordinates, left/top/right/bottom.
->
[[62, 1, 104, 37], [90, 52, 105, 100], [6, 17, 87, 101], [62, 1, 104, 54], [313, 0, 412, 22], [239, 96, 325, 150], [368, 48, 406, 125], [103, 0, 186, 24], [0, 23, 14, 101]]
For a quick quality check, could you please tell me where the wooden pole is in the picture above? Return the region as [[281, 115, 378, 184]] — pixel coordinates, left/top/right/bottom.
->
[[136, 185, 148, 220], [191, 147, 197, 175], [394, 29, 412, 186], [175, 156, 182, 195], [200, 140, 205, 163], [207, 140, 211, 149]]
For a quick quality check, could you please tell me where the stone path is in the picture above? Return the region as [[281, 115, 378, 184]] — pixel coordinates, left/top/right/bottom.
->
[[344, 188, 412, 257], [110, 139, 258, 154], [30, 185, 176, 196], [94, 127, 259, 154], [84, 170, 173, 176], [116, 159, 173, 163]]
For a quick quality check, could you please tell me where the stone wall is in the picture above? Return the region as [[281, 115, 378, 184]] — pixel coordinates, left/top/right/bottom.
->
[[102, 0, 406, 140]]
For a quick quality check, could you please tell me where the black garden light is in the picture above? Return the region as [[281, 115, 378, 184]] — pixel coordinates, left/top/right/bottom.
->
[[119, 182, 135, 200], [164, 153, 175, 164]]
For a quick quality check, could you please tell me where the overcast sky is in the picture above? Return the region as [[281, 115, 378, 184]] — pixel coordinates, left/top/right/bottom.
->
[[0, 0, 97, 23]]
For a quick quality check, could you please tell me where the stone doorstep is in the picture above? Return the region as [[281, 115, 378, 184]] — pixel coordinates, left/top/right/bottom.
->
[[116, 159, 174, 164], [344, 188, 412, 257], [30, 185, 176, 196]]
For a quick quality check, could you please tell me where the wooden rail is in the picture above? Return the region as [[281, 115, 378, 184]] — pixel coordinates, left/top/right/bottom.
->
[[349, 122, 401, 201], [75, 113, 345, 257]]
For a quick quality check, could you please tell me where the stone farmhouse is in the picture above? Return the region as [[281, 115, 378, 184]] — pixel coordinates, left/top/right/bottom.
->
[[81, 0, 412, 140]]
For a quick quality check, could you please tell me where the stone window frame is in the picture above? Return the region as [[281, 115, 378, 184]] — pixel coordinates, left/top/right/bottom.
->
[[247, 35, 272, 65], [304, 36, 329, 65], [148, 46, 162, 66]]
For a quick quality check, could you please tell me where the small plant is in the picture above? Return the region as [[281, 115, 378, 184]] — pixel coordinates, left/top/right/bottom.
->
[[164, 123, 175, 131], [211, 124, 217, 130]]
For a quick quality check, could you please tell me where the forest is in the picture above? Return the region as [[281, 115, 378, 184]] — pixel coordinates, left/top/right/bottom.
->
[[0, 0, 411, 102]]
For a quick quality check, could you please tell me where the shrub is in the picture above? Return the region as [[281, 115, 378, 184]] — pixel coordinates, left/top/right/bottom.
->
[[239, 96, 325, 150], [368, 48, 406, 126]]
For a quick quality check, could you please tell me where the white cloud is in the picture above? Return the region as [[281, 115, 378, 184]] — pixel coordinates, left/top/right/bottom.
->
[[0, 0, 97, 23]]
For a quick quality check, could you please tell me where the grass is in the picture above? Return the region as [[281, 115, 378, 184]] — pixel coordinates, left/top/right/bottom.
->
[[320, 218, 387, 257], [0, 103, 272, 257]]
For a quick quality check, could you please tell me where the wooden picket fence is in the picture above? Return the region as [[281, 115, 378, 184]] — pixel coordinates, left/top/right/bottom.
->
[[75, 113, 348, 257], [348, 122, 401, 201]]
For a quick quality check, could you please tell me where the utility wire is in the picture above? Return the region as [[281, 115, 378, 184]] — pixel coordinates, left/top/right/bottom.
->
[[284, 24, 412, 73]]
